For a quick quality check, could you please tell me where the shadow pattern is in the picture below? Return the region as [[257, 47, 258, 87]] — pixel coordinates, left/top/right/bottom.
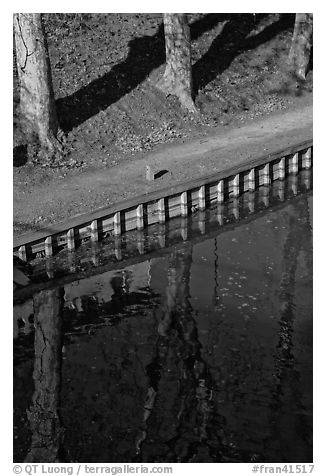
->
[[193, 13, 295, 94], [56, 14, 271, 132]]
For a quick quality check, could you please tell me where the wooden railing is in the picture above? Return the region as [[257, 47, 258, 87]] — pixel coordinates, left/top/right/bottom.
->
[[13, 166, 312, 303], [13, 140, 312, 262]]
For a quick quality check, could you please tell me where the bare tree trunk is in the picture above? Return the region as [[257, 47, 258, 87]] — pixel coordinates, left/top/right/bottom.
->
[[157, 14, 198, 113], [288, 13, 313, 80], [25, 288, 64, 462], [13, 13, 63, 163]]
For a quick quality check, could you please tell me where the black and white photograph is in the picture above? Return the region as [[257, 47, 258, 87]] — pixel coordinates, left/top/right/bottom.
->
[[11, 4, 316, 474]]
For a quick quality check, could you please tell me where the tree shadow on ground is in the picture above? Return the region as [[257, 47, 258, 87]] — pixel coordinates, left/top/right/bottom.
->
[[55, 14, 232, 132], [14, 145, 28, 167], [193, 13, 295, 94], [56, 14, 295, 133]]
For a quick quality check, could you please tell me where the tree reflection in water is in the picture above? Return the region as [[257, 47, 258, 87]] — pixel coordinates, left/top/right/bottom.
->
[[266, 196, 313, 461], [137, 244, 237, 462], [25, 288, 65, 463]]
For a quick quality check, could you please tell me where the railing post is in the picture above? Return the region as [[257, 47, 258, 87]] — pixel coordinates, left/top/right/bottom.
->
[[217, 180, 224, 203], [180, 191, 188, 217], [262, 163, 270, 186], [198, 185, 206, 210], [90, 220, 99, 242], [302, 147, 312, 169], [289, 152, 299, 174], [18, 245, 27, 262], [232, 174, 240, 197], [278, 157, 285, 180], [248, 168, 255, 192], [158, 198, 166, 223], [113, 212, 121, 236], [45, 237, 53, 257], [137, 204, 144, 230], [67, 228, 75, 251]]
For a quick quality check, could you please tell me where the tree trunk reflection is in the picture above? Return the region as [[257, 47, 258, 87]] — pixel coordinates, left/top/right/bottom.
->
[[25, 287, 64, 463], [268, 196, 313, 460]]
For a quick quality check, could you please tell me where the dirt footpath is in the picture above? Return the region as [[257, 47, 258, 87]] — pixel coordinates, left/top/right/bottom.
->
[[13, 98, 312, 238]]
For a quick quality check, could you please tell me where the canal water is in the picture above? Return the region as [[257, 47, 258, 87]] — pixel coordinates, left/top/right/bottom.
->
[[13, 179, 313, 463]]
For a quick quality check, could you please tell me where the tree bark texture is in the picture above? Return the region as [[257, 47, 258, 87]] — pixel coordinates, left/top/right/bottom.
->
[[13, 13, 62, 159], [25, 288, 64, 463], [157, 14, 197, 113], [288, 13, 313, 80]]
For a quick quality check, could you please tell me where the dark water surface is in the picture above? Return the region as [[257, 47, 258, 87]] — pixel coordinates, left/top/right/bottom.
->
[[13, 182, 313, 463]]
